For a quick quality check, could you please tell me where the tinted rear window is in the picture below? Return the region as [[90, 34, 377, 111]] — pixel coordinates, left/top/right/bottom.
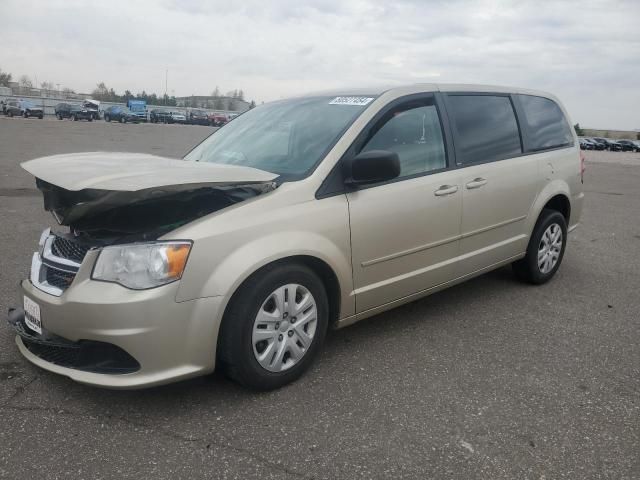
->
[[447, 95, 522, 165], [518, 95, 573, 151]]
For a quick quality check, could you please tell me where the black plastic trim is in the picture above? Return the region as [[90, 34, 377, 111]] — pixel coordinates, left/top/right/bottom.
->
[[8, 308, 140, 374]]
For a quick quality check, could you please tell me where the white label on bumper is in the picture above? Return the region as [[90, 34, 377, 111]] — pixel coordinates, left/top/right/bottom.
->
[[23, 296, 42, 335]]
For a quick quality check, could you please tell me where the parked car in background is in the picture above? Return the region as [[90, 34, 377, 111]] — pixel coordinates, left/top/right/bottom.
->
[[169, 110, 187, 124], [208, 112, 228, 127], [70, 105, 94, 122], [188, 109, 209, 126], [579, 138, 593, 150], [55, 103, 74, 119], [11, 84, 583, 390], [607, 140, 623, 152], [617, 140, 640, 152], [82, 100, 100, 120], [126, 99, 147, 122], [585, 137, 606, 150], [150, 108, 171, 123], [5, 100, 44, 118], [104, 105, 139, 123], [592, 137, 621, 151]]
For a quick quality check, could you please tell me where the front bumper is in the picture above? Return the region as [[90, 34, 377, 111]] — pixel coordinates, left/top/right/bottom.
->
[[11, 274, 224, 389]]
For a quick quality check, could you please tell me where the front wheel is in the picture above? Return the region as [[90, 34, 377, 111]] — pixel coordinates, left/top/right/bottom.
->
[[217, 263, 329, 390], [513, 209, 567, 284]]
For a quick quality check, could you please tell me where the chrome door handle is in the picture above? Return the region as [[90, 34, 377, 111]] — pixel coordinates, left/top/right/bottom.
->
[[465, 177, 487, 189], [434, 185, 459, 196]]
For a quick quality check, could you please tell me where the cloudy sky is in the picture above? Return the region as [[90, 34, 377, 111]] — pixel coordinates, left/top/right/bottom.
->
[[1, 0, 639, 129]]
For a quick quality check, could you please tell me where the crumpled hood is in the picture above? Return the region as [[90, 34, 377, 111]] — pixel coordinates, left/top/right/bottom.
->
[[21, 152, 277, 191], [22, 152, 278, 238]]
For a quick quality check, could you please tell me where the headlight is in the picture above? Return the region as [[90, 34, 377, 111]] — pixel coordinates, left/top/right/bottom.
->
[[92, 241, 192, 289]]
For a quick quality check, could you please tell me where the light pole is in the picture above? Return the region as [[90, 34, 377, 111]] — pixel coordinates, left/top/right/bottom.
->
[[165, 68, 168, 106]]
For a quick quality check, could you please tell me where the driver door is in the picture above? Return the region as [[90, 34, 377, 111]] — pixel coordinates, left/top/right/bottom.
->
[[346, 95, 463, 312]]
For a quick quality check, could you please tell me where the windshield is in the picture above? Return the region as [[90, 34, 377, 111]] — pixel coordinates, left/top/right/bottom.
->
[[184, 95, 375, 178]]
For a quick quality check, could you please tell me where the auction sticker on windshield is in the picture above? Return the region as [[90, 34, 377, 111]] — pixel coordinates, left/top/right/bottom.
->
[[329, 97, 374, 106], [23, 296, 42, 334]]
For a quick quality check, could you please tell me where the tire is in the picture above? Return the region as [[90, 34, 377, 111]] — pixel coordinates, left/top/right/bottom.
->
[[24, 111, 29, 118], [217, 262, 329, 390], [513, 209, 567, 285], [73, 115, 77, 121], [8, 110, 13, 117], [119, 116, 125, 123], [88, 117, 92, 122], [57, 113, 63, 120], [105, 115, 110, 122]]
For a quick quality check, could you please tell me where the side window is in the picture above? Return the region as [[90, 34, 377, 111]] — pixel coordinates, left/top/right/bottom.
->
[[447, 95, 522, 165], [518, 95, 573, 151], [361, 99, 446, 178]]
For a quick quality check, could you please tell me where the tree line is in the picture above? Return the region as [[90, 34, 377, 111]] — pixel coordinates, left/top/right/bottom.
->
[[91, 82, 178, 106], [0, 67, 255, 111]]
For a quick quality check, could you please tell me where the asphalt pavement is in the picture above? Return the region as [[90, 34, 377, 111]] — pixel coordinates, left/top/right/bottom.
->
[[0, 117, 638, 479]]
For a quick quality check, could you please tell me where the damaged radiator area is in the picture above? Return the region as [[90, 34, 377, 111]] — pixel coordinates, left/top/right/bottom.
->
[[36, 178, 277, 241]]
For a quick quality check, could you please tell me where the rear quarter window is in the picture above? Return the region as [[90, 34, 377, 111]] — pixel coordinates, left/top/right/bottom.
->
[[446, 94, 522, 165], [517, 95, 573, 151]]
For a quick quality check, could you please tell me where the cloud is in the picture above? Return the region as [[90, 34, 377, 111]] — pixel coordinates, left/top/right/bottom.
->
[[0, 0, 638, 128]]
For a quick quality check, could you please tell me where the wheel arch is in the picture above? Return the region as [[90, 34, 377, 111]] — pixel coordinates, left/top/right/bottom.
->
[[526, 181, 572, 236], [220, 255, 342, 331], [542, 194, 571, 223]]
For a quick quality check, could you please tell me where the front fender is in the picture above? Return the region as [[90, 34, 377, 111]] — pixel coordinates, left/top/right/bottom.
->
[[174, 193, 354, 318]]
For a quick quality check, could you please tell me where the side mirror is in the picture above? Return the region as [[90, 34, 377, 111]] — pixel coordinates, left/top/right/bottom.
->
[[344, 150, 401, 186]]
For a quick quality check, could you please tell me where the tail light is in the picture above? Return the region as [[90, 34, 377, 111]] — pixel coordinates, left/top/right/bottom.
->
[[580, 151, 586, 183]]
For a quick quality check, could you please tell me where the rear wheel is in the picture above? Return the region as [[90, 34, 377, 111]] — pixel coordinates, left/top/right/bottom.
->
[[513, 209, 567, 284], [218, 263, 329, 390]]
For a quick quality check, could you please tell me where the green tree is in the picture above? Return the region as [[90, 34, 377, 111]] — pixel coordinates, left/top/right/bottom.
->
[[0, 69, 12, 87], [211, 86, 220, 98], [573, 123, 584, 136], [249, 100, 256, 109]]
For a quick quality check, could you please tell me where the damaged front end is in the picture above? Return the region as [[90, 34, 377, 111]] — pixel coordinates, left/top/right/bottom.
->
[[36, 177, 275, 240], [23, 152, 278, 242], [21, 152, 278, 296]]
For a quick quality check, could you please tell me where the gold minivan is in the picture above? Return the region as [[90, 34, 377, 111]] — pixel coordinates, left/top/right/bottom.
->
[[9, 84, 584, 390]]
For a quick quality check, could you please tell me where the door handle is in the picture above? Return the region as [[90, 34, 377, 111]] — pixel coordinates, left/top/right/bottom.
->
[[434, 185, 459, 196], [465, 177, 487, 189]]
